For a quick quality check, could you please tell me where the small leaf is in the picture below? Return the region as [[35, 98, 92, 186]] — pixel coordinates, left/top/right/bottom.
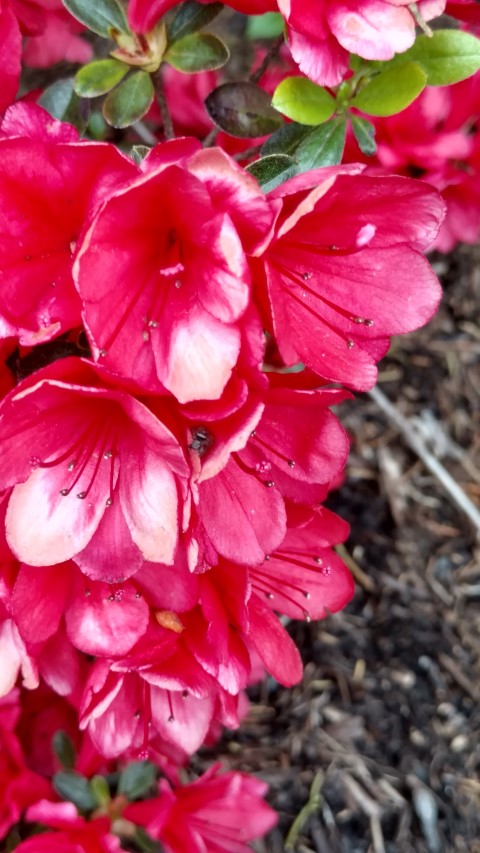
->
[[350, 115, 376, 156], [53, 770, 97, 812], [118, 760, 157, 801], [61, 0, 129, 37], [168, 1, 223, 42], [103, 71, 154, 128], [52, 731, 76, 770], [392, 29, 480, 86], [247, 154, 298, 192], [205, 81, 283, 138], [246, 12, 285, 40], [351, 61, 427, 117], [261, 122, 310, 156], [133, 827, 164, 853], [130, 144, 151, 163], [165, 32, 229, 73], [74, 59, 129, 98], [296, 118, 347, 171], [39, 78, 90, 132], [272, 77, 336, 125], [90, 775, 111, 806]]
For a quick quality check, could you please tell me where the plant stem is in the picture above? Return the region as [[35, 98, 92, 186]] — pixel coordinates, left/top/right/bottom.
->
[[152, 66, 174, 141], [249, 34, 284, 84]]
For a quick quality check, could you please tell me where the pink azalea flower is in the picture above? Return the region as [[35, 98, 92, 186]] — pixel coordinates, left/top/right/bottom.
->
[[17, 800, 121, 853], [0, 359, 190, 575], [0, 725, 52, 838], [124, 765, 277, 853], [254, 166, 444, 390], [280, 0, 446, 86], [128, 0, 276, 33], [0, 7, 22, 113], [0, 104, 137, 346], [75, 144, 273, 403]]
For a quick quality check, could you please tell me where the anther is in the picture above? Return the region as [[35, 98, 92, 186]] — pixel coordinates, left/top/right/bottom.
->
[[108, 594, 115, 601], [304, 613, 312, 623], [265, 592, 274, 599], [314, 556, 323, 565], [105, 498, 113, 507], [303, 591, 311, 599], [182, 690, 189, 698], [174, 280, 182, 289], [142, 331, 149, 341], [59, 488, 69, 496], [84, 589, 91, 597], [148, 320, 159, 328], [302, 272, 312, 281], [264, 480, 275, 487], [288, 459, 295, 468], [103, 451, 113, 459], [347, 339, 355, 349], [67, 461, 76, 471], [77, 491, 87, 499], [99, 349, 108, 357]]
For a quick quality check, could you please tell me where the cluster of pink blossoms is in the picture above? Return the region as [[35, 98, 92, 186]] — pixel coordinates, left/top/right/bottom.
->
[[0, 0, 465, 847], [0, 96, 444, 760]]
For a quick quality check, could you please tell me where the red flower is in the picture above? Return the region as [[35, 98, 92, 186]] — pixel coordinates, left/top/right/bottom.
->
[[255, 167, 444, 390], [125, 765, 277, 853], [279, 0, 446, 86], [0, 105, 137, 347], [75, 144, 273, 402], [16, 800, 121, 853], [0, 359, 190, 576], [0, 725, 52, 838]]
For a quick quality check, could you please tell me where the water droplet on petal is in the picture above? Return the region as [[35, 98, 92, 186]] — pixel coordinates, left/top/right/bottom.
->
[[142, 330, 149, 342], [174, 280, 182, 289]]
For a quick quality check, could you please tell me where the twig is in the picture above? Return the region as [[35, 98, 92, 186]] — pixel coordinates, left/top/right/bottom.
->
[[152, 66, 174, 140], [285, 771, 324, 851], [335, 543, 376, 593], [368, 386, 480, 539], [250, 34, 285, 84], [202, 127, 218, 148]]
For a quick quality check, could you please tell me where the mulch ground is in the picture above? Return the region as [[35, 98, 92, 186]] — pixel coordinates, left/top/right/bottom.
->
[[198, 244, 480, 853]]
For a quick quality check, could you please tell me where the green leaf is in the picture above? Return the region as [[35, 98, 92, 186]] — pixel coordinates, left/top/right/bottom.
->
[[247, 154, 298, 192], [391, 29, 480, 86], [261, 122, 310, 157], [351, 61, 427, 117], [133, 827, 164, 853], [90, 775, 111, 806], [38, 77, 90, 133], [103, 71, 154, 128], [246, 12, 285, 40], [205, 81, 283, 138], [168, 1, 223, 42], [53, 770, 97, 812], [350, 115, 376, 156], [118, 760, 157, 801], [61, 0, 129, 36], [272, 77, 336, 125], [74, 59, 129, 98], [165, 32, 229, 73], [296, 118, 347, 171], [52, 731, 76, 770]]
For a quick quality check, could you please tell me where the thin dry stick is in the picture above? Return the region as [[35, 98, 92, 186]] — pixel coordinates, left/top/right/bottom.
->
[[250, 34, 285, 84], [368, 385, 480, 538]]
